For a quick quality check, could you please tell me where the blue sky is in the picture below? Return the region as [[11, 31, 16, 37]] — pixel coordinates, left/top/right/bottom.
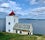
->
[[0, 0, 45, 19]]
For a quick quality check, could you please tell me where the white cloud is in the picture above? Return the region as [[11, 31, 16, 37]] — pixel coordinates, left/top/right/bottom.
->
[[29, 0, 45, 5], [0, 8, 4, 12], [30, 0, 37, 5], [19, 6, 45, 18], [1, 3, 9, 7], [39, 0, 45, 3], [0, 0, 29, 17], [0, 0, 45, 19], [29, 7, 45, 15], [0, 1, 22, 14], [26, 7, 45, 19]]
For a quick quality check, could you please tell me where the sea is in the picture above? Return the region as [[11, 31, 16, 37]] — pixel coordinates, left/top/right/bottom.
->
[[19, 19, 45, 35], [0, 18, 45, 35]]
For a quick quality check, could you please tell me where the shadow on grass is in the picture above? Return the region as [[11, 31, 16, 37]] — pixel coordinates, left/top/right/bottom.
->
[[0, 32, 5, 36]]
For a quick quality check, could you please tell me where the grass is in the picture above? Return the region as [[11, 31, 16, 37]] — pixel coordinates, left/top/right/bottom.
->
[[0, 32, 45, 40]]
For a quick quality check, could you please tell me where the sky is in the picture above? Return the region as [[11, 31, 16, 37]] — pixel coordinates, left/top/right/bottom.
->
[[0, 0, 45, 19]]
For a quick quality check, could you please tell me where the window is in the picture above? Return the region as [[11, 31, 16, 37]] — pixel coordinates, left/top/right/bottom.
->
[[14, 19, 15, 22], [8, 22, 10, 25], [28, 32, 29, 35], [16, 30, 17, 33], [20, 31, 22, 34], [8, 29, 10, 32]]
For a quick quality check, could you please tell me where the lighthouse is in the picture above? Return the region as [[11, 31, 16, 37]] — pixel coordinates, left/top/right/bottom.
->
[[6, 11, 18, 33]]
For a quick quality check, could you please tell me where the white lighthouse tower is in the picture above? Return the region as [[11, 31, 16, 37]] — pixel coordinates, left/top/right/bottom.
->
[[6, 11, 18, 33]]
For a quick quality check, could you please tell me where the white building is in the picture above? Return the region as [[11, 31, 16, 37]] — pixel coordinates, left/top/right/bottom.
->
[[13, 23, 33, 35], [6, 11, 33, 35]]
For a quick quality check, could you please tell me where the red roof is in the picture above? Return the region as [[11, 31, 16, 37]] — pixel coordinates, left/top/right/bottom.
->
[[9, 11, 15, 16]]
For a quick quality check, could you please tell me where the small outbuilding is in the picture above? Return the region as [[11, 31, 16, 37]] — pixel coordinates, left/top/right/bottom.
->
[[13, 23, 33, 35]]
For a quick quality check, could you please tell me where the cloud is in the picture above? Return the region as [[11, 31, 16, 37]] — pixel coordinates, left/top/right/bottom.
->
[[0, 8, 4, 12], [29, 7, 45, 15], [26, 7, 45, 19], [1, 1, 45, 19], [29, 0, 45, 5], [1, 3, 9, 7], [30, 0, 37, 5], [0, 0, 45, 19], [0, 0, 29, 16], [0, 0, 9, 4], [0, 1, 22, 14], [18, 6, 45, 19]]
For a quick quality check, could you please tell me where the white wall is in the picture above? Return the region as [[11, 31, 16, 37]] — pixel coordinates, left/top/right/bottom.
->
[[6, 16, 18, 33], [30, 24, 33, 35], [13, 30, 28, 35], [22, 31, 28, 35], [13, 30, 21, 34], [13, 30, 16, 33]]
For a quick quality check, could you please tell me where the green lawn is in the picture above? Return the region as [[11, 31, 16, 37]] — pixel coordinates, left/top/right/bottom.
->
[[0, 32, 45, 40]]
